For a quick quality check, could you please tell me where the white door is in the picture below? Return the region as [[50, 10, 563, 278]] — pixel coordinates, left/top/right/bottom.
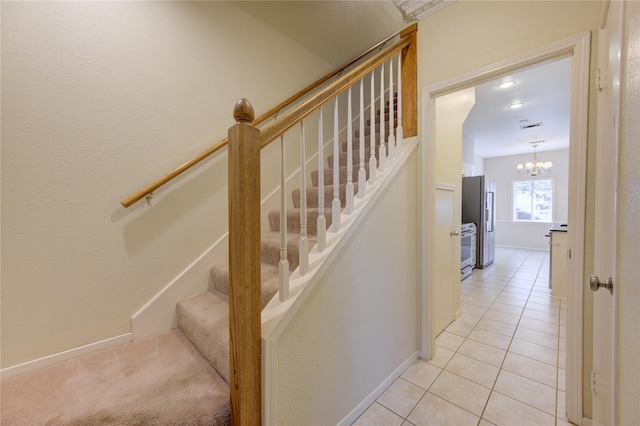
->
[[592, 1, 623, 424], [433, 185, 457, 337]]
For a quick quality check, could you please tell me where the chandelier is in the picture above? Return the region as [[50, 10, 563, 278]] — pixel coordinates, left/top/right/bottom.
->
[[516, 144, 553, 176]]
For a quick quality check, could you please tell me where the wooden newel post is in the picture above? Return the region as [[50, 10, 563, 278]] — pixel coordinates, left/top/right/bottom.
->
[[228, 98, 262, 426]]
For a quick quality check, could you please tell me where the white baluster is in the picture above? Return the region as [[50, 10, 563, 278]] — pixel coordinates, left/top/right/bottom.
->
[[378, 64, 387, 173], [369, 71, 377, 185], [316, 108, 326, 252], [396, 51, 404, 146], [388, 58, 395, 161], [358, 77, 366, 199], [331, 97, 341, 232], [279, 135, 289, 301], [345, 87, 354, 215], [299, 121, 308, 275]]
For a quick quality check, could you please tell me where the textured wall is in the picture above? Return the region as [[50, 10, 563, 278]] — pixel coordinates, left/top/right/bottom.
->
[[0, 1, 403, 368], [617, 1, 640, 422]]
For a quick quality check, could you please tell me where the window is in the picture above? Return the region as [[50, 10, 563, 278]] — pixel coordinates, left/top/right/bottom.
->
[[513, 179, 553, 222]]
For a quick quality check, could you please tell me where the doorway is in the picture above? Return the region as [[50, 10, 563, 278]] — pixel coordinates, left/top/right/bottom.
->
[[420, 33, 590, 424]]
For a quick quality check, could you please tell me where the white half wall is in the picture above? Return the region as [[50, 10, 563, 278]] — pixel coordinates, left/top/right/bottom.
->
[[274, 150, 420, 425]]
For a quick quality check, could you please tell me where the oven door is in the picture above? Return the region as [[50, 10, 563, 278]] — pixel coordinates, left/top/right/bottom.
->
[[461, 233, 473, 270]]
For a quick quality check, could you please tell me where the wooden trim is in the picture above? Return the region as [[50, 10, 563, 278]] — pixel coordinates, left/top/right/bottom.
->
[[401, 26, 418, 137], [120, 25, 417, 208], [228, 100, 262, 426], [259, 38, 411, 149]]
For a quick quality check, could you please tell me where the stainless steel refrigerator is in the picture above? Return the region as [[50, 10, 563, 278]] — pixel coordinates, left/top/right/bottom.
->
[[462, 175, 496, 269]]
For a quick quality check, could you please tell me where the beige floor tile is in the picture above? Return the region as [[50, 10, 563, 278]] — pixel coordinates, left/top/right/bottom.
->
[[482, 309, 521, 326], [464, 295, 494, 309], [478, 420, 497, 426], [460, 303, 488, 317], [525, 301, 559, 314], [522, 309, 560, 324], [445, 353, 500, 388], [353, 402, 404, 426], [376, 378, 425, 418], [501, 352, 557, 388], [527, 295, 561, 307], [518, 317, 559, 336], [428, 346, 455, 369], [467, 328, 513, 350], [407, 392, 479, 426], [401, 421, 417, 426], [488, 302, 523, 316], [482, 391, 555, 426], [498, 290, 529, 300], [435, 331, 465, 352], [457, 312, 482, 326], [514, 327, 559, 350], [476, 318, 517, 337], [494, 296, 527, 308], [401, 359, 442, 391], [457, 339, 506, 368], [445, 320, 475, 338], [508, 339, 558, 366], [428, 371, 491, 416], [503, 284, 531, 299], [493, 370, 556, 415]]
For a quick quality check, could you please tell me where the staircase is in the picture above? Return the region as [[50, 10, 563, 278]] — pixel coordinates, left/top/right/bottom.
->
[[175, 96, 398, 417]]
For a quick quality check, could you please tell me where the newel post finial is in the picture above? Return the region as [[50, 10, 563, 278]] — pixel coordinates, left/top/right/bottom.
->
[[233, 98, 255, 123]]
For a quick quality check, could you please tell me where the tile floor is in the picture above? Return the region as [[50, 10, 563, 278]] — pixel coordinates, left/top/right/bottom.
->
[[353, 247, 570, 426]]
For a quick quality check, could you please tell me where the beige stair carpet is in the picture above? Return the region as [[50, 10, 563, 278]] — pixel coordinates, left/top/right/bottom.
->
[[1, 330, 230, 426]]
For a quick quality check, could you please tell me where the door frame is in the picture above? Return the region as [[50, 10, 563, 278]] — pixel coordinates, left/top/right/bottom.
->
[[420, 32, 591, 424]]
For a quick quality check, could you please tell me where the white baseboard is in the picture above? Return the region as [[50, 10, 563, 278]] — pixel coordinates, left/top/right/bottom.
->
[[581, 417, 592, 426], [1, 333, 132, 380], [337, 351, 419, 426]]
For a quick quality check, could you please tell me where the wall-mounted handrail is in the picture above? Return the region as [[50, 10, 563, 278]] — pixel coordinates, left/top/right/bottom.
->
[[120, 24, 416, 208]]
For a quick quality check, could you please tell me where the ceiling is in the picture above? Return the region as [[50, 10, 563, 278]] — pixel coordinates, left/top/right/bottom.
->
[[463, 56, 572, 159]]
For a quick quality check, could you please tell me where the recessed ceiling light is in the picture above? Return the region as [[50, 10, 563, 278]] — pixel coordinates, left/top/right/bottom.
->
[[509, 102, 524, 109], [498, 81, 516, 89]]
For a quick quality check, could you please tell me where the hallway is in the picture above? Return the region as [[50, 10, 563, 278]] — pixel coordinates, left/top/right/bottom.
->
[[353, 247, 569, 426]]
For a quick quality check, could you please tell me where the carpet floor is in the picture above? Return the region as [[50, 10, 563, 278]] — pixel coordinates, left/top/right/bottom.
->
[[1, 330, 229, 425]]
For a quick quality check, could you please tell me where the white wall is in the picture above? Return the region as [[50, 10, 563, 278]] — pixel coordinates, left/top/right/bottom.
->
[[275, 150, 420, 425], [617, 2, 640, 422], [485, 149, 569, 250], [0, 1, 404, 368]]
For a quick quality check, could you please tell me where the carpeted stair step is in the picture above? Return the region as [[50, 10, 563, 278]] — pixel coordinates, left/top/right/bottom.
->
[[367, 115, 398, 126], [260, 231, 319, 271], [291, 183, 358, 209], [311, 165, 370, 187], [210, 262, 280, 309], [267, 208, 332, 236], [354, 122, 395, 138], [342, 138, 388, 152], [176, 291, 230, 385], [328, 148, 381, 167], [0, 329, 231, 425]]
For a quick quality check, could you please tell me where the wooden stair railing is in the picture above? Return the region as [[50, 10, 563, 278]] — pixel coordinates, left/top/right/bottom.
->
[[227, 24, 417, 425], [120, 24, 416, 209]]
